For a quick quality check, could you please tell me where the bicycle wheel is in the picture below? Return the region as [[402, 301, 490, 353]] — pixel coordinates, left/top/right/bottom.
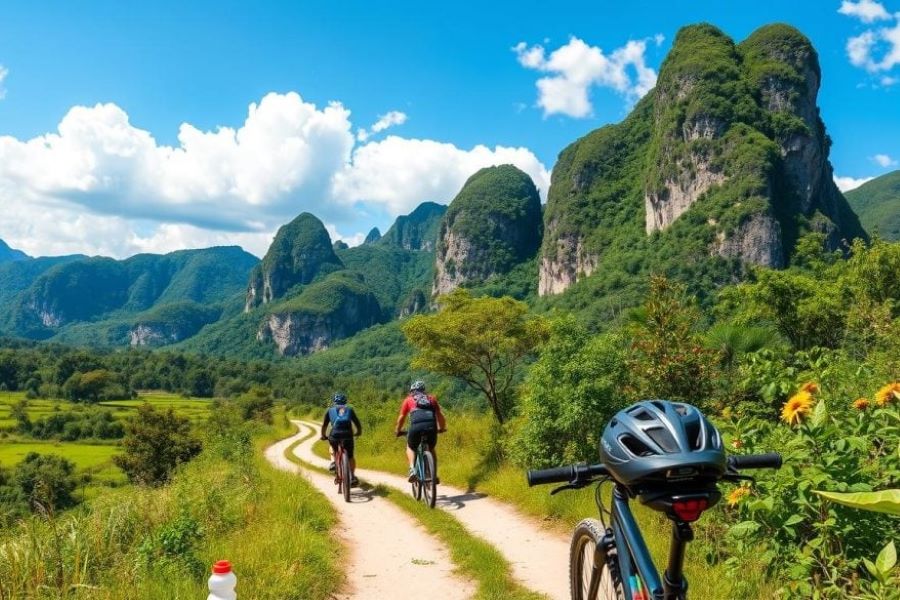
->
[[341, 450, 351, 503], [570, 518, 624, 600], [421, 450, 437, 508]]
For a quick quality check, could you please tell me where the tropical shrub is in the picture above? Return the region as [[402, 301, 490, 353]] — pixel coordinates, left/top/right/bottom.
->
[[512, 316, 627, 468], [718, 381, 899, 598]]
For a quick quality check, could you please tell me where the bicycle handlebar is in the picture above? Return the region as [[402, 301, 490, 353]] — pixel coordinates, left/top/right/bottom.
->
[[728, 452, 782, 470], [527, 464, 609, 487], [527, 452, 782, 488]]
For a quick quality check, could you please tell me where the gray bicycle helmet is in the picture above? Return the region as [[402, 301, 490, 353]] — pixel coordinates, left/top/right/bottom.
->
[[600, 400, 725, 493], [410, 380, 426, 392], [332, 392, 348, 405]]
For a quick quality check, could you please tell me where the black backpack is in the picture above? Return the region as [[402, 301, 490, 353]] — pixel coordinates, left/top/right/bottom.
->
[[410, 392, 436, 426]]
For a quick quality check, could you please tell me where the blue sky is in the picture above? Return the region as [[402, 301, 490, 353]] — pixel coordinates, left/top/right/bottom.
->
[[0, 0, 898, 257]]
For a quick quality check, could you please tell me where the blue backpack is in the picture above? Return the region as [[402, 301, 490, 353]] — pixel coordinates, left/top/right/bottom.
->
[[329, 405, 354, 434]]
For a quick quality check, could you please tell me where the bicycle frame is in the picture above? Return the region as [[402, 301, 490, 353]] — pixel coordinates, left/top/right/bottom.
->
[[333, 439, 347, 482], [414, 440, 429, 480], [602, 485, 688, 600]]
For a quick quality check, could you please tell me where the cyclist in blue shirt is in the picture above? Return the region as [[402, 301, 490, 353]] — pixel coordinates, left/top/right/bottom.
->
[[321, 393, 362, 486]]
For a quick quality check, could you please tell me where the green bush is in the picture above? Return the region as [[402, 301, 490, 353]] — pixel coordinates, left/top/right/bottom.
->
[[114, 404, 202, 486]]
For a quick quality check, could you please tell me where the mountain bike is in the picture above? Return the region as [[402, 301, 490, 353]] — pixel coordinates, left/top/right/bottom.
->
[[527, 452, 782, 599], [322, 436, 352, 503], [397, 429, 443, 508]]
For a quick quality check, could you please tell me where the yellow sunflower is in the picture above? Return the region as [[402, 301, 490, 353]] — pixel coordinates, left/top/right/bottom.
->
[[800, 381, 820, 394], [781, 390, 814, 425], [874, 382, 900, 407], [727, 485, 751, 507], [852, 397, 870, 411]]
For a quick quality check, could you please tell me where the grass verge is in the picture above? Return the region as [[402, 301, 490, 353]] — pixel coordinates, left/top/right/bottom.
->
[[0, 415, 340, 600], [283, 433, 542, 600]]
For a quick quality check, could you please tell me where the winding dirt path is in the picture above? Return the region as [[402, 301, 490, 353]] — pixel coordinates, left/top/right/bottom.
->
[[265, 427, 475, 600], [294, 420, 570, 600]]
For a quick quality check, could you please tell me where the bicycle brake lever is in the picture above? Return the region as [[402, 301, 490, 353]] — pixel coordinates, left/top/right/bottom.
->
[[550, 483, 585, 495]]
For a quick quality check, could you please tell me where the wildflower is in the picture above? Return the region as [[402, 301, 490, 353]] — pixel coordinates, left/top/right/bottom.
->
[[731, 438, 743, 449], [874, 382, 900, 407], [727, 485, 751, 507], [852, 397, 869, 411], [800, 381, 819, 394], [781, 390, 814, 426]]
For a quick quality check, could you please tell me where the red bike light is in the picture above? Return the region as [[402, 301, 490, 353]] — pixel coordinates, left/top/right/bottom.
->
[[671, 498, 709, 522]]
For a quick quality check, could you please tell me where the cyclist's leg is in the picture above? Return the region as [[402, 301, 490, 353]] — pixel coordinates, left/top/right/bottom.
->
[[406, 428, 423, 480], [344, 437, 359, 484], [327, 436, 339, 470]]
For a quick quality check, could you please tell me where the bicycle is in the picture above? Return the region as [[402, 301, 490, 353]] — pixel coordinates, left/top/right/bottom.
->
[[528, 447, 781, 599], [322, 436, 352, 503], [397, 429, 443, 508]]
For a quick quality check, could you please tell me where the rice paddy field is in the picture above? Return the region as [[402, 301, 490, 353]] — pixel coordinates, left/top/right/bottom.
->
[[0, 391, 215, 495]]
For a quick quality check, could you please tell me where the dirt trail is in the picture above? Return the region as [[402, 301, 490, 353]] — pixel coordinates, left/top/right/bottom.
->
[[265, 427, 475, 600], [295, 421, 570, 600]]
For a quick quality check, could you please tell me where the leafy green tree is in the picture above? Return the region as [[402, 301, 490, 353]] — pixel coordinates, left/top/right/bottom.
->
[[114, 404, 202, 486], [12, 453, 77, 514], [402, 289, 548, 423], [512, 316, 627, 468], [626, 276, 719, 406]]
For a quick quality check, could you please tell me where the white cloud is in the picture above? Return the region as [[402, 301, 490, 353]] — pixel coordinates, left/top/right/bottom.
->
[[0, 65, 8, 100], [872, 153, 898, 166], [356, 110, 408, 141], [332, 135, 551, 215], [839, 0, 891, 22], [842, 6, 900, 78], [0, 92, 550, 258], [834, 174, 875, 191], [514, 36, 659, 118]]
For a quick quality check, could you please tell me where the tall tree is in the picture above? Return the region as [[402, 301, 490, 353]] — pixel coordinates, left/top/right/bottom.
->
[[402, 289, 548, 423]]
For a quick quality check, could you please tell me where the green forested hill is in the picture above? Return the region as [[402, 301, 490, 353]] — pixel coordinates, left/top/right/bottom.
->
[[844, 170, 900, 240], [0, 247, 257, 343]]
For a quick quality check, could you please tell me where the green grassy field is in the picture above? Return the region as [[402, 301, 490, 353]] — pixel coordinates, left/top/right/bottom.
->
[[0, 391, 215, 496]]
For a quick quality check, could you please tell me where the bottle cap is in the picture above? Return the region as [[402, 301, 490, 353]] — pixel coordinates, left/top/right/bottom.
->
[[212, 560, 232, 574]]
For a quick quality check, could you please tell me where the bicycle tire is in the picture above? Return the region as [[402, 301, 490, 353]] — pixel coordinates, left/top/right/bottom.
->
[[341, 450, 351, 503], [422, 450, 437, 508], [570, 518, 624, 600]]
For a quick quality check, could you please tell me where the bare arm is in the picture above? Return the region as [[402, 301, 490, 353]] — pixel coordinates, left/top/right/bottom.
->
[[351, 410, 363, 436], [321, 411, 330, 439], [435, 406, 447, 431]]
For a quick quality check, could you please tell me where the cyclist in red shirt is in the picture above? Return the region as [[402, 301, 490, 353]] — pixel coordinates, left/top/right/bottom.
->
[[395, 380, 446, 483]]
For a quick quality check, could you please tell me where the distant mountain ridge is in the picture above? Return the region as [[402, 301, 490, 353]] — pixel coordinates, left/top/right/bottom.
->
[[0, 246, 258, 343], [0, 239, 28, 263], [845, 170, 900, 241]]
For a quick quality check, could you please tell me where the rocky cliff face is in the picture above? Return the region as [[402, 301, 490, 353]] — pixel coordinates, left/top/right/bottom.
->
[[245, 213, 343, 311], [379, 202, 447, 251], [539, 23, 867, 297], [129, 324, 174, 347], [256, 273, 381, 356], [434, 165, 542, 295]]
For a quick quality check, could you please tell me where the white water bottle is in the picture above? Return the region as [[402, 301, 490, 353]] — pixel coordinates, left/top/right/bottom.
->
[[207, 560, 237, 600]]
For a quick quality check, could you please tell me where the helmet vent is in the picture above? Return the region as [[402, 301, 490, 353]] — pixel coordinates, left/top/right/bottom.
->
[[685, 420, 702, 450], [674, 404, 689, 416], [620, 434, 655, 457], [630, 408, 655, 421], [645, 426, 679, 453]]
